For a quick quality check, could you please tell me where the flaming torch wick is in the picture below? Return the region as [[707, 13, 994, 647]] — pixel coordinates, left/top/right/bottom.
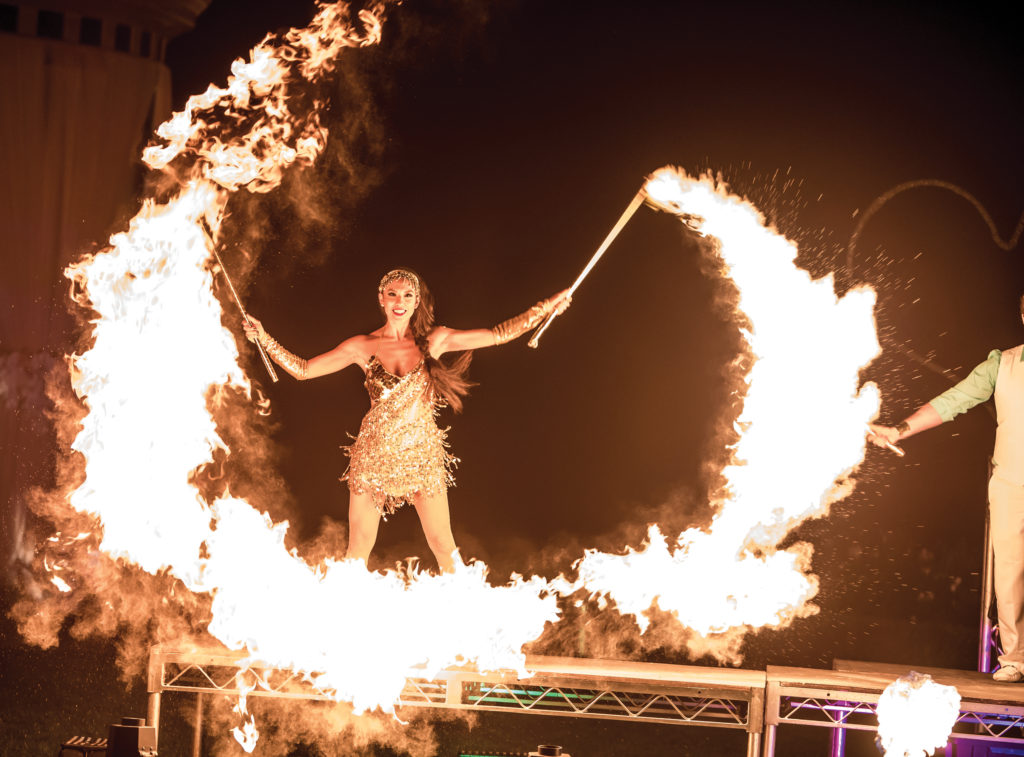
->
[[528, 187, 648, 348], [200, 219, 279, 383]]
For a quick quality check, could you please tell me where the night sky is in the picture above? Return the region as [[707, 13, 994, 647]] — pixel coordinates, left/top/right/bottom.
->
[[5, 0, 1024, 754]]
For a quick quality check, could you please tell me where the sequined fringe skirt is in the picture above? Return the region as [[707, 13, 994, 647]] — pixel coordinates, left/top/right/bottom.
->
[[342, 424, 457, 516]]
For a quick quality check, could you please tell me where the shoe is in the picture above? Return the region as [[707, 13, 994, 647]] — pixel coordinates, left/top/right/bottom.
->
[[993, 665, 1024, 682]]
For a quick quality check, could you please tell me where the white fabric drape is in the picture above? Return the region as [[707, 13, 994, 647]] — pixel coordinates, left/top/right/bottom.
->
[[0, 33, 171, 576]]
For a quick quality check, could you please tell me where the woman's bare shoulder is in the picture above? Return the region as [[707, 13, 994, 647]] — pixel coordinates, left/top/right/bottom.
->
[[427, 325, 451, 352], [334, 333, 377, 363], [350, 330, 381, 344]]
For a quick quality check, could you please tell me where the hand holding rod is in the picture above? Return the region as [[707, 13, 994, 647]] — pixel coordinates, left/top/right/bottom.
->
[[866, 425, 904, 457], [200, 219, 279, 383], [212, 249, 278, 383], [528, 188, 648, 349]]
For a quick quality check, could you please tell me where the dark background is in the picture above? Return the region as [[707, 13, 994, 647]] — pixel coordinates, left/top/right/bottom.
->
[[5, 0, 1024, 754]]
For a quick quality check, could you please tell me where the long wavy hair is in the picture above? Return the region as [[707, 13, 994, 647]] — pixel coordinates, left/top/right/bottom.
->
[[382, 269, 475, 413]]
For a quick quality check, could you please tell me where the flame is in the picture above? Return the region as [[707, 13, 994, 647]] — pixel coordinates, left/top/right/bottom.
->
[[199, 496, 559, 715], [42, 533, 92, 594], [232, 674, 260, 753], [65, 182, 236, 586], [143, 3, 385, 192], [55, 0, 888, 743], [59, 3, 561, 732], [876, 671, 960, 756], [575, 168, 880, 651]]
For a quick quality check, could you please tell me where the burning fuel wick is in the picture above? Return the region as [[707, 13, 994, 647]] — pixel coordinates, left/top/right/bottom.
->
[[528, 187, 649, 348], [199, 218, 279, 383], [641, 195, 705, 232]]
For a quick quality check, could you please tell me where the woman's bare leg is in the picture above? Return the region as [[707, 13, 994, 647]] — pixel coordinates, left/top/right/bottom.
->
[[345, 491, 381, 564], [412, 491, 459, 573]]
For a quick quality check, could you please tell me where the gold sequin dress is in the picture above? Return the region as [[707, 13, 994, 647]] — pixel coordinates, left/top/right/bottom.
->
[[342, 355, 456, 515]]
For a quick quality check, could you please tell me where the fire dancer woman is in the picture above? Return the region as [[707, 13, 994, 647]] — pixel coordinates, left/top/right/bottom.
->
[[243, 269, 569, 573]]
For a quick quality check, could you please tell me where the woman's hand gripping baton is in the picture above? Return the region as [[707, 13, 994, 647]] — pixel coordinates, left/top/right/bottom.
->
[[528, 188, 648, 349], [200, 219, 278, 382]]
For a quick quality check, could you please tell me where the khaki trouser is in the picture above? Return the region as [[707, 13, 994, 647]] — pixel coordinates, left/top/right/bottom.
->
[[990, 471, 1024, 667]]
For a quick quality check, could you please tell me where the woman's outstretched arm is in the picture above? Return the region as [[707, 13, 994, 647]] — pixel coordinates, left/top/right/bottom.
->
[[243, 316, 365, 380], [430, 289, 572, 357]]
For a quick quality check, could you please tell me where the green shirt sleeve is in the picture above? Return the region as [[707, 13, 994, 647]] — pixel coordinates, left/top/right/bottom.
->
[[927, 349, 1002, 422]]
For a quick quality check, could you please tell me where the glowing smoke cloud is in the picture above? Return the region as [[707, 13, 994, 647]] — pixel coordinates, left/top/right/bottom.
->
[[575, 169, 881, 655], [876, 671, 960, 757]]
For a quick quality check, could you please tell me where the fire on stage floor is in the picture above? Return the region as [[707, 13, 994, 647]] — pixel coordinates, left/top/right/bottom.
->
[[146, 646, 1024, 757], [765, 660, 1024, 756]]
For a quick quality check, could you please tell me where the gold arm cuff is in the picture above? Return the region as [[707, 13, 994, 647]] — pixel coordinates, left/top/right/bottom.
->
[[491, 300, 553, 345], [260, 332, 308, 379]]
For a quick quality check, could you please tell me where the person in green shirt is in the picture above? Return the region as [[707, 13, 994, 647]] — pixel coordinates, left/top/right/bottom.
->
[[871, 295, 1024, 682]]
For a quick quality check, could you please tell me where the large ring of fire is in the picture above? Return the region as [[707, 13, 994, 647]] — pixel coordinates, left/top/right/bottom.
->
[[49, 1, 883, 745]]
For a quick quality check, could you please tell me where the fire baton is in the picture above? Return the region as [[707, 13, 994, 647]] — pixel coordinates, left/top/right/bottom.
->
[[528, 187, 648, 349], [199, 219, 279, 383], [867, 425, 904, 457], [212, 248, 279, 383]]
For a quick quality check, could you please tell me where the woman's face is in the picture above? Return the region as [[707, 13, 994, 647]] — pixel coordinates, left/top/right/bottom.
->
[[378, 278, 419, 323]]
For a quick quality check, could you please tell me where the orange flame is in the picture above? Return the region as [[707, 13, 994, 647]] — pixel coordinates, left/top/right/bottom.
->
[[60, 7, 562, 737], [574, 168, 881, 655], [65, 182, 236, 585], [876, 672, 960, 756], [144, 3, 385, 193], [231, 674, 259, 753], [56, 1, 889, 742]]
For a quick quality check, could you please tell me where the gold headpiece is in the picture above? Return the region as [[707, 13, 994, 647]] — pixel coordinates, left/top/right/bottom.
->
[[378, 269, 420, 298]]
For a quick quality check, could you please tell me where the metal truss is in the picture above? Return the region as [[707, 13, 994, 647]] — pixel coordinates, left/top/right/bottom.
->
[[774, 690, 1024, 738], [776, 692, 880, 729], [399, 676, 754, 729], [149, 648, 1024, 757], [156, 657, 755, 727], [956, 708, 1024, 739], [763, 665, 1024, 757], [147, 647, 765, 757], [157, 659, 336, 701]]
